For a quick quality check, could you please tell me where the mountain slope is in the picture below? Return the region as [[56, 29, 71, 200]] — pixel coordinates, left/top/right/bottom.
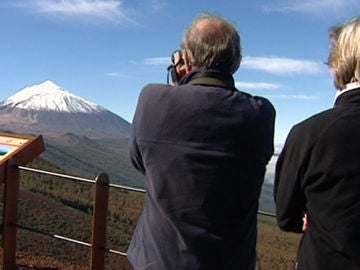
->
[[43, 134, 143, 187]]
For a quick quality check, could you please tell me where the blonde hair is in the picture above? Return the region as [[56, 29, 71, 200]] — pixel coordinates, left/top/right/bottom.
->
[[328, 16, 360, 90]]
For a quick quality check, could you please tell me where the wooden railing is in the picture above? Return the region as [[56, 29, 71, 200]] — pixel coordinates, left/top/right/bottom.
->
[[0, 165, 275, 270], [1, 164, 112, 270]]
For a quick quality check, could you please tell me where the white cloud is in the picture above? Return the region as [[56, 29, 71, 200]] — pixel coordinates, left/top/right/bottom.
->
[[151, 0, 167, 11], [106, 72, 131, 78], [235, 81, 281, 90], [242, 56, 325, 75], [263, 0, 360, 14], [15, 0, 135, 24], [144, 57, 171, 65], [267, 94, 319, 100]]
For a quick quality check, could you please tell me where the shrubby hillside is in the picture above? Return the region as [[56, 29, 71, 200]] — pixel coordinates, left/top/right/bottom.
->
[[0, 158, 301, 269]]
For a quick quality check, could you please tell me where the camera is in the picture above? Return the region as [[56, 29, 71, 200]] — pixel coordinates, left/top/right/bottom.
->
[[167, 50, 185, 85]]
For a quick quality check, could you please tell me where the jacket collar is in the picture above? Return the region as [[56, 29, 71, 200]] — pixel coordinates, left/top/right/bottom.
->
[[334, 84, 360, 108], [179, 68, 235, 88]]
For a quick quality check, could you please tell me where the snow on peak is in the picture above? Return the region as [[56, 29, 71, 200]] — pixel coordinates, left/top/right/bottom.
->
[[3, 80, 105, 113]]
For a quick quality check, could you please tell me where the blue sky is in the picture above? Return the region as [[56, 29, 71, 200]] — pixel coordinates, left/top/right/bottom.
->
[[1, 0, 360, 145]]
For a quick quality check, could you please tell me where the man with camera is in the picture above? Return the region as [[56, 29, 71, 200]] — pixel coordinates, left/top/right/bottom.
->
[[128, 13, 275, 270]]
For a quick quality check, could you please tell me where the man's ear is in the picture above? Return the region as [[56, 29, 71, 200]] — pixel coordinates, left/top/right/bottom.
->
[[183, 50, 192, 73]]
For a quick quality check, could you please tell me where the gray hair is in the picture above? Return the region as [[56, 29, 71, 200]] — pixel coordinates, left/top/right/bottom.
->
[[181, 14, 242, 74]]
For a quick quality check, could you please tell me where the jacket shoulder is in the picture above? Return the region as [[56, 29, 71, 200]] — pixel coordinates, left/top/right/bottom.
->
[[250, 95, 276, 117], [140, 83, 170, 94], [292, 109, 334, 133]]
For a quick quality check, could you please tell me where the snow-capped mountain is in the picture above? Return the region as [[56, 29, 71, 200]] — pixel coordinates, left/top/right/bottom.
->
[[0, 80, 144, 187], [0, 80, 130, 138], [2, 80, 104, 113]]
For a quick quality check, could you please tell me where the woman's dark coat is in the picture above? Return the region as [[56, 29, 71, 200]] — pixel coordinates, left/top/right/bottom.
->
[[275, 88, 360, 270]]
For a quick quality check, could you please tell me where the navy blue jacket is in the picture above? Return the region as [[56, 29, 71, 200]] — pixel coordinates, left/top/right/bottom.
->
[[275, 88, 360, 269], [128, 70, 275, 270]]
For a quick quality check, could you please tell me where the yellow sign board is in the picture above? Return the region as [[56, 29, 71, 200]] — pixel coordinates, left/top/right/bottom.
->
[[0, 133, 45, 166]]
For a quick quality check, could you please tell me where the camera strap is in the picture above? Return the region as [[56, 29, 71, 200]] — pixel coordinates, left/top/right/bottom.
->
[[187, 71, 235, 87]]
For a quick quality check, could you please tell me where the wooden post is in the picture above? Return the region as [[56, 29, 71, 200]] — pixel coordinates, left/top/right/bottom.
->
[[2, 157, 20, 270], [90, 173, 109, 270]]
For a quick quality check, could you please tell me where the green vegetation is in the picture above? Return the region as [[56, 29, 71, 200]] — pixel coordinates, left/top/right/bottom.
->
[[43, 135, 145, 188], [257, 215, 301, 269], [0, 157, 301, 269]]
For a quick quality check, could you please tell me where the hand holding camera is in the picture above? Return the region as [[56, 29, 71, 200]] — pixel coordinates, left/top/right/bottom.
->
[[167, 50, 188, 85]]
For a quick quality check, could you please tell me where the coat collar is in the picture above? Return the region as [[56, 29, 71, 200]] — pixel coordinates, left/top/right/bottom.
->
[[334, 83, 360, 108], [179, 69, 235, 87]]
